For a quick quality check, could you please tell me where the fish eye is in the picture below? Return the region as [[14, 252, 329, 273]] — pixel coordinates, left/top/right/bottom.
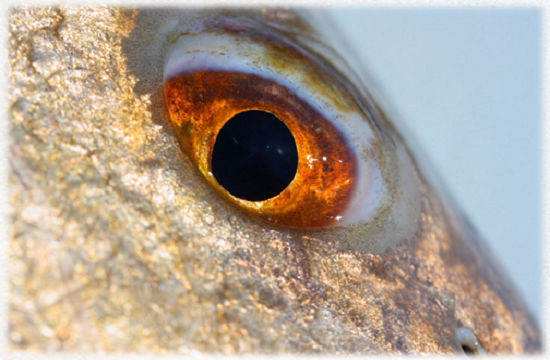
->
[[163, 16, 397, 229]]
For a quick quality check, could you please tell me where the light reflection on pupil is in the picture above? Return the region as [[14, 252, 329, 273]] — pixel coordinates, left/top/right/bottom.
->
[[211, 110, 298, 201]]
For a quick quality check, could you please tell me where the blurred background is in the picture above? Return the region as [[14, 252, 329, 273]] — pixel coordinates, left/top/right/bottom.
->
[[329, 9, 541, 320]]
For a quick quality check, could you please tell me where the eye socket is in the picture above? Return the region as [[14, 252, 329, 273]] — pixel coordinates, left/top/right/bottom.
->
[[163, 18, 387, 228]]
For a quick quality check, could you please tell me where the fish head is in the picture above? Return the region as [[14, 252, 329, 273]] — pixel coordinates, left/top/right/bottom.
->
[[8, 6, 541, 354]]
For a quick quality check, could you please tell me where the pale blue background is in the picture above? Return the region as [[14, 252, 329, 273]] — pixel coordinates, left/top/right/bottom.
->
[[329, 9, 541, 320]]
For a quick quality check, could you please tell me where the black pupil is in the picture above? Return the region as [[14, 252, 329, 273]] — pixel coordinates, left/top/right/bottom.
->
[[211, 110, 299, 201]]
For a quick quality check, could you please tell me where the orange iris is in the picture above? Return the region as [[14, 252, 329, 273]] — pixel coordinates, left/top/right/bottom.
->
[[165, 70, 357, 228]]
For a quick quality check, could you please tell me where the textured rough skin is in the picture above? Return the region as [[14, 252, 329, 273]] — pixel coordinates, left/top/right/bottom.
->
[[9, 6, 540, 354]]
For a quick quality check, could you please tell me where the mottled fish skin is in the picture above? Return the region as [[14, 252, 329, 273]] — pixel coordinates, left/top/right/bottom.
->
[[9, 6, 541, 354]]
